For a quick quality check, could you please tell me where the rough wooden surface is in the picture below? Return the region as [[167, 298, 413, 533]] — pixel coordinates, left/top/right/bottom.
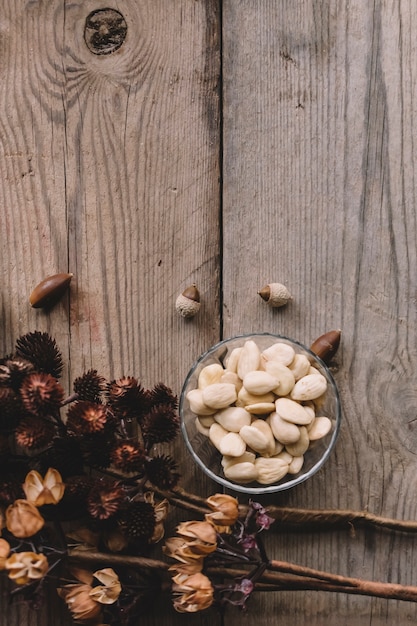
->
[[1, 0, 417, 624], [222, 1, 417, 624]]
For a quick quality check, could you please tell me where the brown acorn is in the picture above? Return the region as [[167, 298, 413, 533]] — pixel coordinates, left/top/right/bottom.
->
[[175, 284, 201, 318], [310, 329, 341, 364], [29, 272, 73, 308], [258, 283, 292, 308]]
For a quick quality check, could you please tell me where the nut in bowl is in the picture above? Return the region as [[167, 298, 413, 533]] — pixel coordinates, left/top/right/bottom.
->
[[180, 333, 341, 494]]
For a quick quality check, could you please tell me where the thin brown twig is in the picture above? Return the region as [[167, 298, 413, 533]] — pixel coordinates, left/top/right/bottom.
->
[[67, 549, 417, 604], [153, 487, 417, 534], [68, 548, 169, 571], [206, 564, 417, 603], [264, 506, 417, 533]]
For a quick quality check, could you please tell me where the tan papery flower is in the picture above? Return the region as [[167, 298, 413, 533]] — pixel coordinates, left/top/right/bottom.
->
[[0, 538, 11, 570], [176, 520, 217, 549], [23, 468, 65, 506], [172, 572, 214, 613], [57, 583, 101, 622], [168, 559, 204, 577], [144, 491, 169, 543], [5, 499, 44, 538], [205, 493, 239, 527], [164, 536, 209, 563], [5, 551, 48, 585], [89, 568, 122, 604]]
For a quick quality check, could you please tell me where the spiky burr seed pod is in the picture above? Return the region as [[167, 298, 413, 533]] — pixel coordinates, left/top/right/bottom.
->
[[122, 501, 156, 541], [73, 369, 106, 403], [64, 475, 95, 501], [148, 383, 178, 410], [110, 440, 146, 474], [15, 331, 63, 379], [140, 404, 180, 448], [258, 282, 292, 307], [0, 386, 22, 433], [145, 455, 181, 490], [52, 475, 96, 520], [20, 372, 65, 416], [0, 479, 25, 506], [66, 401, 112, 436], [0, 358, 35, 391], [107, 376, 150, 419], [87, 479, 126, 521], [14, 416, 56, 451], [80, 434, 113, 469], [0, 433, 9, 456], [37, 436, 84, 478]]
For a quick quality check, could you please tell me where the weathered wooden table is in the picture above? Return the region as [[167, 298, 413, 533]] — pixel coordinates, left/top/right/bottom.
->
[[1, 1, 417, 624]]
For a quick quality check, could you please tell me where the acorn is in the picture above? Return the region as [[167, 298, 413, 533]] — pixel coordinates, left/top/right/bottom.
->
[[258, 282, 292, 307], [175, 284, 201, 318], [29, 272, 73, 309], [310, 329, 341, 364]]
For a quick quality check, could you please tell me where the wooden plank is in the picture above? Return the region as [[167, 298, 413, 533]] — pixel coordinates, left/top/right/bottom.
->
[[0, 0, 221, 624], [222, 0, 417, 623]]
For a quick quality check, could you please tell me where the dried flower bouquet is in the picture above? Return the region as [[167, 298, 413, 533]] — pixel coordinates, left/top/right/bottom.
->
[[1, 331, 417, 624]]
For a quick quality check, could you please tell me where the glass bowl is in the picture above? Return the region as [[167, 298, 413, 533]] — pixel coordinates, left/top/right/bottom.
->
[[179, 333, 341, 495]]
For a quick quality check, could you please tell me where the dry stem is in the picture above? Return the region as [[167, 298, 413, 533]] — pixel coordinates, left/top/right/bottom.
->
[[152, 486, 417, 534], [68, 548, 417, 604]]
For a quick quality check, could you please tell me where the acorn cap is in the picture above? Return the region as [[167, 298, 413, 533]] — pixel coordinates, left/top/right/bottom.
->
[[181, 284, 200, 302]]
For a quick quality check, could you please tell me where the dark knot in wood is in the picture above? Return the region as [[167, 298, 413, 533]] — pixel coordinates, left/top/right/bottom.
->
[[84, 8, 127, 55]]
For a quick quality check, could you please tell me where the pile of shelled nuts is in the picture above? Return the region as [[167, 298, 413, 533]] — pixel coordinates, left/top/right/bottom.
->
[[186, 339, 333, 486]]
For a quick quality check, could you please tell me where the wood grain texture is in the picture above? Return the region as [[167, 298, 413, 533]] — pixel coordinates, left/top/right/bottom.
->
[[223, 0, 417, 624], [2, 0, 417, 624], [0, 0, 221, 624]]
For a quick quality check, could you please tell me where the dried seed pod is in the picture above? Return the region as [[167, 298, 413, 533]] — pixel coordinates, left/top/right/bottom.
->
[[29, 272, 73, 308], [310, 329, 341, 364], [175, 284, 201, 318], [258, 282, 292, 307]]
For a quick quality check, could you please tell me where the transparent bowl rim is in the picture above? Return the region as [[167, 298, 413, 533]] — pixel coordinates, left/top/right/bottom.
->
[[179, 332, 342, 495]]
